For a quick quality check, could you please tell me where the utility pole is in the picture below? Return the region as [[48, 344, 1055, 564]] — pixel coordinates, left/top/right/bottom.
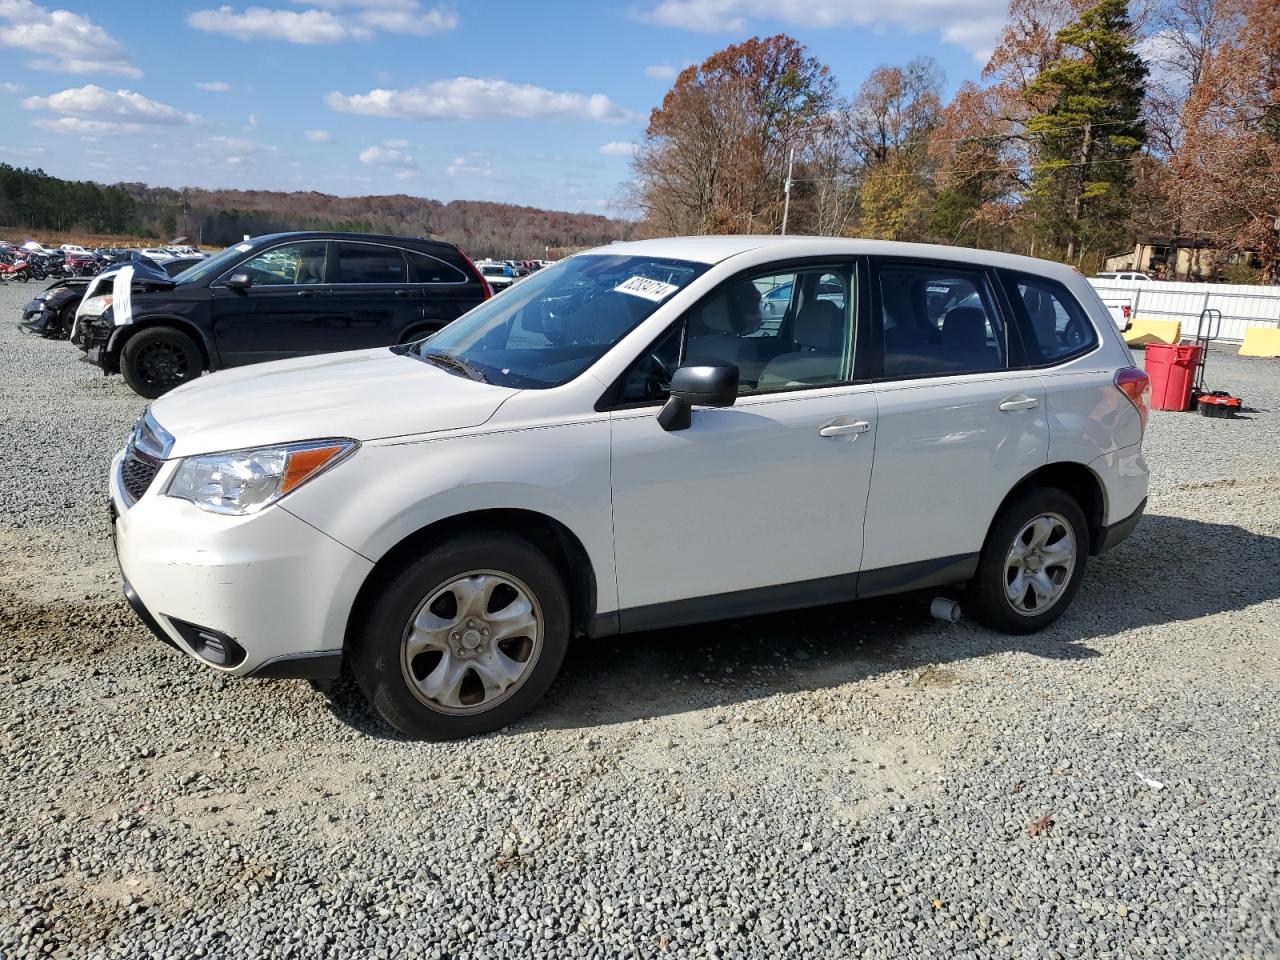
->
[[780, 147, 795, 236]]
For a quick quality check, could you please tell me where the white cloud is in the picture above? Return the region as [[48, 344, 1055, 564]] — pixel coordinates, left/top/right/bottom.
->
[[197, 80, 231, 92], [33, 116, 143, 136], [641, 0, 1008, 59], [644, 64, 678, 80], [247, 112, 258, 127], [189, 6, 353, 43], [382, 137, 409, 148], [446, 155, 491, 177], [359, 143, 416, 168], [190, 1, 456, 43], [0, 0, 141, 77], [598, 141, 636, 157], [326, 77, 630, 123], [304, 128, 333, 141], [22, 85, 202, 127]]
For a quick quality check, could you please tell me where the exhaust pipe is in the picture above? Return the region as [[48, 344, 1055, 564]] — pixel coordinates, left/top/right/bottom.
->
[[930, 596, 961, 623]]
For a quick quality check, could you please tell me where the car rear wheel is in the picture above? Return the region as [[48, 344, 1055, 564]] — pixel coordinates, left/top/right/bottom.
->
[[351, 531, 570, 740], [966, 487, 1088, 634], [120, 327, 202, 398]]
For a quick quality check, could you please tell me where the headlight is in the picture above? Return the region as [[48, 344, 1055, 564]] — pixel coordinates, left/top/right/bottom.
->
[[165, 439, 356, 516], [81, 294, 113, 316]]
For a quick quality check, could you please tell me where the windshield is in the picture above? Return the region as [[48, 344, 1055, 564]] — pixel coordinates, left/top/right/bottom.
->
[[410, 253, 706, 388], [480, 264, 509, 278], [170, 242, 257, 285]]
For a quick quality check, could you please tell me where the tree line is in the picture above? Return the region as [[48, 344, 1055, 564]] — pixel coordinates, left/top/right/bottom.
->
[[0, 165, 629, 258], [631, 0, 1280, 281]]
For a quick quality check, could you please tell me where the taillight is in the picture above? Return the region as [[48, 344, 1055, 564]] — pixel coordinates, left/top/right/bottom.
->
[[457, 250, 492, 300], [1114, 366, 1150, 433]]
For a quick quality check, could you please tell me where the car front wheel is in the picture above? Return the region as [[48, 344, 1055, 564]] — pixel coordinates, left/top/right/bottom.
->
[[966, 487, 1088, 634], [351, 532, 570, 739], [120, 327, 202, 398]]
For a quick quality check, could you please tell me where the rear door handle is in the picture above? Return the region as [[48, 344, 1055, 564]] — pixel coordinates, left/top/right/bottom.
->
[[998, 395, 1039, 412], [394, 289, 411, 298], [819, 419, 871, 438]]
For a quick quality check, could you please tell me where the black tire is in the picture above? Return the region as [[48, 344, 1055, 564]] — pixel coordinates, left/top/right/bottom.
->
[[120, 326, 202, 398], [397, 325, 438, 345], [351, 531, 570, 740], [58, 303, 77, 339], [965, 486, 1089, 634]]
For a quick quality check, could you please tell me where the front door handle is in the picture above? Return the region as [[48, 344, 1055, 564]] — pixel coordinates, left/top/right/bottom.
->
[[394, 289, 411, 298], [819, 419, 871, 439], [998, 395, 1039, 412]]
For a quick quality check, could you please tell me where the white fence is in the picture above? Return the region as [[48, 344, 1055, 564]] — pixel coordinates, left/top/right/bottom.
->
[[1088, 278, 1280, 342]]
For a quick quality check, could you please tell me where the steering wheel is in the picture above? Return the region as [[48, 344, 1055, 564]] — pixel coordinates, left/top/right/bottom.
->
[[626, 351, 674, 402]]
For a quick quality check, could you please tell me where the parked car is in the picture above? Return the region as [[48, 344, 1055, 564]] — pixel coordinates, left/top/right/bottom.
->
[[19, 256, 196, 338], [110, 236, 1150, 739], [1095, 271, 1151, 282], [140, 247, 177, 263], [60, 244, 90, 256], [76, 231, 489, 397], [475, 260, 515, 291]]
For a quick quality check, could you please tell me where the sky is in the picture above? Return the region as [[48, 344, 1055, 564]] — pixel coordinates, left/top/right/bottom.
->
[[0, 0, 1012, 215]]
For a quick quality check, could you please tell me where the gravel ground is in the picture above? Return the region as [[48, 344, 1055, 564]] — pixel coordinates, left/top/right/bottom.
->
[[1, 277, 1278, 960]]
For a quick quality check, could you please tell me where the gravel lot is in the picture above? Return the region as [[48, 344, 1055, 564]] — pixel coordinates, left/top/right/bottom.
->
[[1, 277, 1277, 960]]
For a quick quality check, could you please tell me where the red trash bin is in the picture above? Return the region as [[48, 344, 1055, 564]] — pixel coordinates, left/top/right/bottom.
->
[[1144, 342, 1202, 411]]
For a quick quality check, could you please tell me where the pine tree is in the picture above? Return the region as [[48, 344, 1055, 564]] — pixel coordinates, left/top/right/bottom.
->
[[1025, 0, 1148, 261]]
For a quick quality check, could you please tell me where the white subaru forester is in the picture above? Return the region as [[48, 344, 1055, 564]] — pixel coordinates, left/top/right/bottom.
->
[[111, 237, 1150, 739]]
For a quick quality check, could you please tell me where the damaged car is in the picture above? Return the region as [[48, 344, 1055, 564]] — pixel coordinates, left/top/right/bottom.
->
[[19, 256, 196, 339], [75, 231, 488, 398]]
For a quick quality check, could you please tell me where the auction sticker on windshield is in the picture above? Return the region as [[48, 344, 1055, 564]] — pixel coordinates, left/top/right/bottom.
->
[[613, 275, 680, 302]]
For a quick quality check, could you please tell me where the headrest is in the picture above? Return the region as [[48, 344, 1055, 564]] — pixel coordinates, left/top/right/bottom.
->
[[702, 296, 735, 333], [942, 307, 988, 350], [795, 299, 843, 351]]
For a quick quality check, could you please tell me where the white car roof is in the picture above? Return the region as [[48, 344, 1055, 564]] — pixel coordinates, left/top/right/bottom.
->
[[591, 235, 1081, 280]]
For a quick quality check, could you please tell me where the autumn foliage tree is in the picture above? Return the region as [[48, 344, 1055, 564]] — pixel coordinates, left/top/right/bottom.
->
[[1171, 0, 1280, 279], [633, 35, 836, 235]]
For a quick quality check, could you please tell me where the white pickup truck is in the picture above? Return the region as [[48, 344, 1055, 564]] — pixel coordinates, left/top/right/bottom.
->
[[1098, 295, 1132, 331]]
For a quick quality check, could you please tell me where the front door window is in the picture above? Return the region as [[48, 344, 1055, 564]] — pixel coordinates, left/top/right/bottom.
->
[[236, 242, 328, 286]]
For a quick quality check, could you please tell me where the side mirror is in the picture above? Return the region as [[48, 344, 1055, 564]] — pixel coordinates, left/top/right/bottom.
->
[[224, 272, 253, 293], [657, 361, 738, 432]]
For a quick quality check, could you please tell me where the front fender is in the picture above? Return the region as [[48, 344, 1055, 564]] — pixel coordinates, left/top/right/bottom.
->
[[280, 418, 619, 614]]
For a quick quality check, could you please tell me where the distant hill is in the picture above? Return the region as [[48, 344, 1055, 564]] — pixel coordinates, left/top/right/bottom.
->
[[0, 164, 633, 259]]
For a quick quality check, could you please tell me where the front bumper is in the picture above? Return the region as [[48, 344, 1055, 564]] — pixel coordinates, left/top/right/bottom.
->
[[18, 300, 57, 336], [110, 448, 374, 678]]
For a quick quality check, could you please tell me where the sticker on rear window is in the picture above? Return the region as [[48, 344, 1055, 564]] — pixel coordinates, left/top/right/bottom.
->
[[613, 275, 679, 302]]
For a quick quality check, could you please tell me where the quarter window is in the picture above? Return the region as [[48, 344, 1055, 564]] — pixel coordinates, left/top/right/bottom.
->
[[335, 242, 407, 283], [235, 242, 327, 286], [1010, 274, 1097, 364], [878, 264, 1005, 378], [407, 250, 467, 284]]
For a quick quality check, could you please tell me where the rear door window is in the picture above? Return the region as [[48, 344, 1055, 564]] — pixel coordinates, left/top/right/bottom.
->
[[876, 262, 1006, 378], [334, 242, 407, 284]]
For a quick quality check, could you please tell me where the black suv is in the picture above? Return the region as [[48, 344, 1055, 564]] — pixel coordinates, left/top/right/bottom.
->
[[76, 231, 488, 397]]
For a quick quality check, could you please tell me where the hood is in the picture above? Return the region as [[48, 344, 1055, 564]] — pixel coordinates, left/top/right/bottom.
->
[[150, 347, 519, 458]]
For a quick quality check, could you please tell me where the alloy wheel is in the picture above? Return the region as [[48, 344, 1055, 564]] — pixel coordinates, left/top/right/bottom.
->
[[401, 570, 543, 715], [1004, 512, 1077, 616]]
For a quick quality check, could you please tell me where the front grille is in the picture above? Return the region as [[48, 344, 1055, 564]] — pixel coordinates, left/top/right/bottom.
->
[[120, 444, 161, 505]]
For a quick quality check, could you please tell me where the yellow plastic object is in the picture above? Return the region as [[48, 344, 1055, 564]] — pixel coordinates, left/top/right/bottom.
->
[[1238, 326, 1280, 357], [1124, 320, 1182, 346]]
